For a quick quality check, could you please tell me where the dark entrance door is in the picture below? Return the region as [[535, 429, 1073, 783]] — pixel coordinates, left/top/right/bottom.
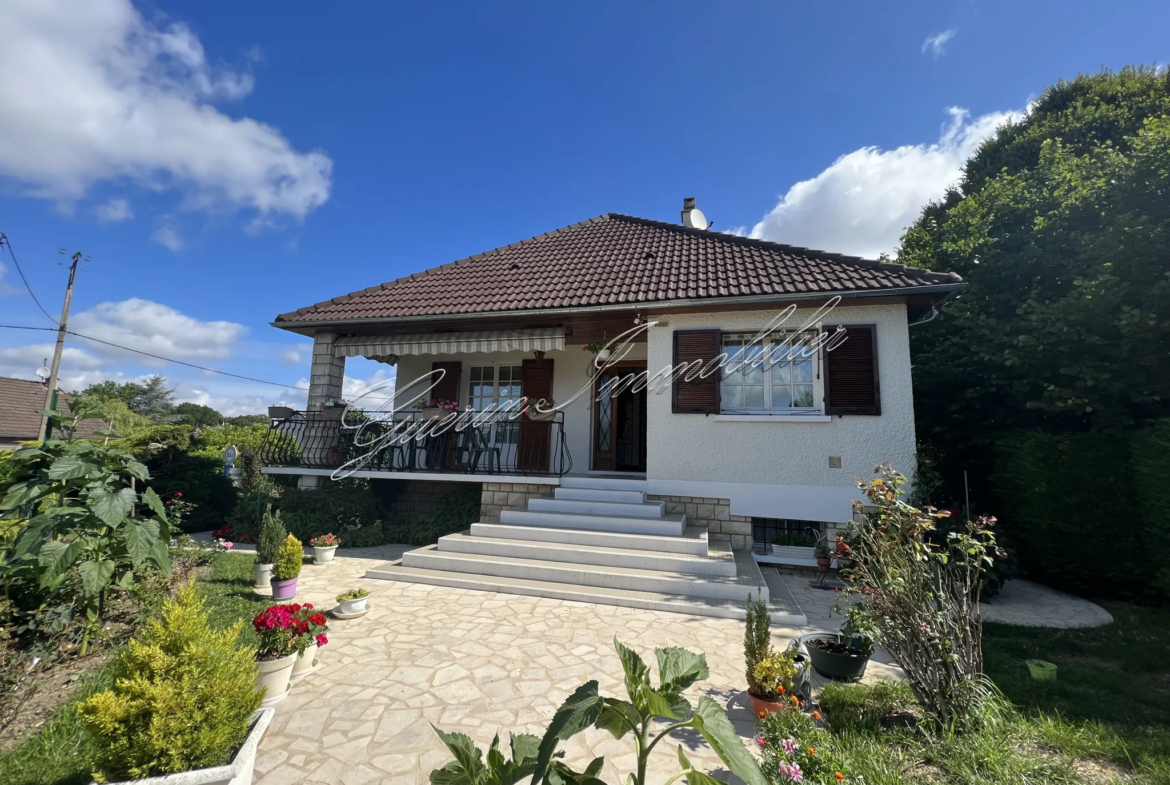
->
[[593, 365, 647, 472]]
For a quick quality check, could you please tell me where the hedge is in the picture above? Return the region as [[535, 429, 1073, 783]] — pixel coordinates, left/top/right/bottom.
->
[[993, 419, 1170, 598]]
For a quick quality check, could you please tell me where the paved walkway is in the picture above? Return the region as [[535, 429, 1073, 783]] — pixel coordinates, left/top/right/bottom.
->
[[980, 578, 1113, 628], [250, 547, 899, 785]]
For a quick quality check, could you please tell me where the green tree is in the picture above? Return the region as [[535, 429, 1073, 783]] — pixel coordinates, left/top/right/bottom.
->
[[899, 67, 1170, 498], [79, 376, 179, 424], [175, 402, 224, 428]]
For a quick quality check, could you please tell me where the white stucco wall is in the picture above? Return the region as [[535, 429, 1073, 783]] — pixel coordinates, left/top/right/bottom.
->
[[644, 303, 917, 522]]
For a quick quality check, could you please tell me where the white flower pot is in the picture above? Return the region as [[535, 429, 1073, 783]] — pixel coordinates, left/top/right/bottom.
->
[[771, 545, 816, 561], [291, 643, 321, 679], [337, 596, 368, 615], [252, 563, 273, 592], [255, 653, 297, 707], [420, 407, 442, 419], [311, 545, 338, 564], [88, 707, 275, 785], [597, 348, 612, 361]]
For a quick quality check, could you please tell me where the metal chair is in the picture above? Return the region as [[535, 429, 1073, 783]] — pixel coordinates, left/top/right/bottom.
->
[[460, 425, 501, 474]]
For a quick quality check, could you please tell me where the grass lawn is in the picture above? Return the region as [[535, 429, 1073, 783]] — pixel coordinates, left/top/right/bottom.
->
[[0, 552, 268, 785]]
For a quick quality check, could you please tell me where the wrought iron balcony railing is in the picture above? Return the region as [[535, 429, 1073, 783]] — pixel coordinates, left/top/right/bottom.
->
[[259, 409, 573, 477]]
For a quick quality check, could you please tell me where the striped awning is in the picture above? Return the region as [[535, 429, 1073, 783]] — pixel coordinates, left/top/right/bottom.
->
[[333, 328, 566, 363]]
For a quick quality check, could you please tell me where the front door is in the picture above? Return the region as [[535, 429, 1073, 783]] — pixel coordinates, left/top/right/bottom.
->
[[593, 365, 647, 472]]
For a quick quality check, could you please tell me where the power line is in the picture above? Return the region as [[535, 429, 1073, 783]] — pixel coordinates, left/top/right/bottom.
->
[[0, 233, 59, 326], [0, 323, 396, 401]]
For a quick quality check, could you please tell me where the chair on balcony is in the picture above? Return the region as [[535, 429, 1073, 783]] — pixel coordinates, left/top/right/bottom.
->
[[459, 425, 501, 474]]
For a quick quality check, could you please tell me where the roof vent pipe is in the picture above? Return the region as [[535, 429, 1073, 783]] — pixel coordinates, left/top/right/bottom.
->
[[680, 197, 709, 230]]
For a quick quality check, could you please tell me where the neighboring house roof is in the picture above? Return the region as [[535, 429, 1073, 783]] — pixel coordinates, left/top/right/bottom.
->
[[276, 213, 962, 325], [0, 376, 105, 443]]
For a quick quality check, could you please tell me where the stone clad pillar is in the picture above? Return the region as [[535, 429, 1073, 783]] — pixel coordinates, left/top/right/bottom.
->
[[300, 332, 346, 489]]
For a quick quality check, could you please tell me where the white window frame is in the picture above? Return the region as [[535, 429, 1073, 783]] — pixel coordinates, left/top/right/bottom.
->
[[467, 365, 523, 412], [719, 332, 823, 415]]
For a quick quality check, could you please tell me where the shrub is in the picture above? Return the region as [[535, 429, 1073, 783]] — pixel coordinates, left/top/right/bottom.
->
[[278, 479, 380, 542], [756, 706, 846, 784], [744, 591, 771, 696], [255, 505, 286, 565], [76, 581, 261, 782], [751, 649, 798, 703], [272, 535, 303, 581]]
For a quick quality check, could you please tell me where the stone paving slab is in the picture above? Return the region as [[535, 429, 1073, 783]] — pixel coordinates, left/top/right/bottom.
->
[[980, 578, 1113, 628], [252, 547, 901, 784]]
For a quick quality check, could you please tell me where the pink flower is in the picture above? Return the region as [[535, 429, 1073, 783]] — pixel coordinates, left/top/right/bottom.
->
[[316, 634, 328, 647], [782, 738, 798, 756], [778, 761, 803, 783], [756, 733, 765, 747], [223, 541, 234, 550]]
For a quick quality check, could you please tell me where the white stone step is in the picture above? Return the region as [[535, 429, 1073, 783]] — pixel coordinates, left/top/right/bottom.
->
[[400, 547, 763, 602], [560, 476, 648, 492], [364, 563, 806, 625], [528, 497, 665, 519], [469, 522, 709, 556], [500, 509, 685, 536], [554, 487, 647, 504], [437, 533, 736, 576]]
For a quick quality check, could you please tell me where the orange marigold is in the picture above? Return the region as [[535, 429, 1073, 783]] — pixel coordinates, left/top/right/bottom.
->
[[809, 747, 817, 756], [835, 773, 845, 782], [757, 710, 766, 719], [812, 711, 821, 720]]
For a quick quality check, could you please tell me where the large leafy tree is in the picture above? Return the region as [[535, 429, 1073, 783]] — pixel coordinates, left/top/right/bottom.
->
[[78, 376, 179, 424], [900, 67, 1170, 497], [174, 402, 224, 428]]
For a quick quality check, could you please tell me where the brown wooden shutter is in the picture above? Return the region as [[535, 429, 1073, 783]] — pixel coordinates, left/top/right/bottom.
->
[[429, 361, 462, 403], [672, 329, 721, 414], [823, 325, 880, 415], [518, 358, 554, 471]]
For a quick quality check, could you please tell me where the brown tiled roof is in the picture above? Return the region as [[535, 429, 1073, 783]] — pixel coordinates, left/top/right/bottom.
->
[[276, 213, 962, 324], [0, 377, 105, 443]]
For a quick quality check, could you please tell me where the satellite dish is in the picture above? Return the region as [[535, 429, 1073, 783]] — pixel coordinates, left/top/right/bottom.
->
[[36, 359, 50, 380], [683, 207, 707, 230]]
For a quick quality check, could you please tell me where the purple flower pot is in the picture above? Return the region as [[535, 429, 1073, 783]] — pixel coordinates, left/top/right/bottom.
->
[[270, 576, 298, 600]]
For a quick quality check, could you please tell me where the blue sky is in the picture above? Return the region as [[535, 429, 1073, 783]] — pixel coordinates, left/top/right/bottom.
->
[[0, 0, 1166, 414]]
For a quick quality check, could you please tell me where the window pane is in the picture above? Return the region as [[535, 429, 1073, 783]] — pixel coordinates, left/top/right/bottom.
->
[[772, 386, 792, 408], [771, 362, 790, 384], [793, 385, 814, 407], [793, 360, 813, 383], [744, 345, 764, 383], [744, 385, 765, 409], [722, 384, 743, 408], [470, 367, 483, 382]]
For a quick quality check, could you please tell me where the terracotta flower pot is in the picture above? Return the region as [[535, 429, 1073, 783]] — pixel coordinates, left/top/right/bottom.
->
[[748, 693, 787, 717], [255, 653, 297, 707], [270, 576, 298, 600], [816, 556, 832, 572]]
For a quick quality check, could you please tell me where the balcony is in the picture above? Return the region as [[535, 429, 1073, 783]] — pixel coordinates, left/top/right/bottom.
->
[[259, 409, 573, 477]]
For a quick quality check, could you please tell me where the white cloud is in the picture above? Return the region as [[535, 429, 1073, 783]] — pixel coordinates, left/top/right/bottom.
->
[[0, 261, 20, 295], [922, 30, 957, 58], [94, 197, 133, 223], [280, 348, 303, 365], [171, 381, 306, 417], [0, 0, 332, 220], [749, 106, 1023, 258], [70, 298, 247, 363], [0, 340, 121, 392], [151, 224, 184, 252], [343, 369, 396, 408]]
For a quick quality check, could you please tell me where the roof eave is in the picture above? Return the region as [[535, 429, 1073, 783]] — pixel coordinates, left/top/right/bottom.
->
[[270, 281, 966, 334]]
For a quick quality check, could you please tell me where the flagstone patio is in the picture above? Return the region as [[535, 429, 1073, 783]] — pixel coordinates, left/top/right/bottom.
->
[[250, 546, 902, 785]]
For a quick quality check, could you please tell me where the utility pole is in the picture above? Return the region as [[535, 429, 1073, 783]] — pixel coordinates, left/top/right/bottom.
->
[[39, 252, 84, 442]]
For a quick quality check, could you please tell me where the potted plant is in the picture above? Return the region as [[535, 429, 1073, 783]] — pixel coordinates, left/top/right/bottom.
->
[[769, 532, 816, 559], [309, 532, 341, 563], [318, 397, 348, 420], [252, 604, 302, 707], [748, 649, 799, 716], [1026, 659, 1058, 681], [76, 582, 271, 785], [814, 540, 832, 571], [412, 398, 460, 420], [583, 341, 613, 361], [801, 605, 876, 682], [270, 534, 303, 600], [336, 587, 370, 616], [268, 405, 295, 420], [524, 397, 556, 421], [254, 505, 285, 592], [834, 535, 856, 571], [291, 604, 330, 680]]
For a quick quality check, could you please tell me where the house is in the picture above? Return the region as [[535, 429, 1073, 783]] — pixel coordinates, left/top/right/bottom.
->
[[0, 376, 103, 450], [265, 201, 963, 619]]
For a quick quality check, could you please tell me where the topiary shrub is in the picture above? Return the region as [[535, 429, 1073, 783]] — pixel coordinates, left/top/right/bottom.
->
[[76, 580, 261, 782], [273, 534, 303, 581], [255, 505, 286, 565]]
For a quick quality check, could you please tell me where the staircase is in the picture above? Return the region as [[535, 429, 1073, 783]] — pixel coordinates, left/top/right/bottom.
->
[[365, 476, 805, 623]]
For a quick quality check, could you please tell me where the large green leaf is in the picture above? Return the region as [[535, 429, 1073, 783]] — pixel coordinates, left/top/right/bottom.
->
[[689, 697, 767, 785], [510, 734, 540, 767], [430, 726, 485, 785], [123, 519, 160, 569], [149, 534, 172, 576], [141, 486, 168, 519], [87, 486, 137, 526], [122, 457, 151, 482], [656, 647, 709, 693], [37, 539, 84, 579], [46, 454, 100, 480], [594, 697, 640, 740], [613, 638, 651, 707], [545, 760, 607, 785], [531, 681, 602, 785], [0, 481, 50, 511], [676, 746, 724, 785], [78, 559, 115, 597]]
